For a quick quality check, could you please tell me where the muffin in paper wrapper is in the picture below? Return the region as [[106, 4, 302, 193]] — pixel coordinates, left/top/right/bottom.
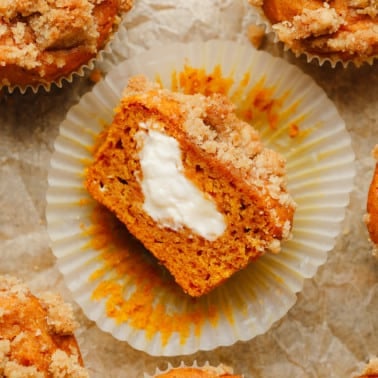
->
[[1, 1, 133, 94], [46, 40, 355, 356], [247, 1, 378, 68]]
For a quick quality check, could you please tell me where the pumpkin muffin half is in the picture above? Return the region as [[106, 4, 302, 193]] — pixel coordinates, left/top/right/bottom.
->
[[85, 75, 296, 297]]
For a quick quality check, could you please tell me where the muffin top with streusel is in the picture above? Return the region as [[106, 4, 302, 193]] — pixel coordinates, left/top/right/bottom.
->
[[0, 0, 133, 89], [249, 0, 378, 65]]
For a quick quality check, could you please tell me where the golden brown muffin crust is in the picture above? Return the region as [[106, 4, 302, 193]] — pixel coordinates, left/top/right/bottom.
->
[[0, 275, 88, 378]]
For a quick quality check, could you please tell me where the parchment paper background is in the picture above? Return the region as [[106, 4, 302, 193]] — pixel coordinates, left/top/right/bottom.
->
[[0, 1, 377, 377]]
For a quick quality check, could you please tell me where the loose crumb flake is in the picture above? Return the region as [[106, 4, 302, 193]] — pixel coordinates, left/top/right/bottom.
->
[[0, 275, 29, 302], [39, 292, 77, 335], [349, 0, 378, 17], [247, 24, 265, 48]]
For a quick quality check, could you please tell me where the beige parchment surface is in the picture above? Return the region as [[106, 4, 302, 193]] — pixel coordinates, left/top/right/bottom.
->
[[0, 1, 377, 377]]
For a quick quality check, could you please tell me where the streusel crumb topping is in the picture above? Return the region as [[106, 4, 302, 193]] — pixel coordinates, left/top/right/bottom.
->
[[49, 350, 89, 378], [0, 274, 29, 301], [273, 6, 345, 41]]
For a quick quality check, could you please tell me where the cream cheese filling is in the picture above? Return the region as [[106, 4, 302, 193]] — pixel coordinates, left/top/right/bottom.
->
[[135, 121, 226, 241]]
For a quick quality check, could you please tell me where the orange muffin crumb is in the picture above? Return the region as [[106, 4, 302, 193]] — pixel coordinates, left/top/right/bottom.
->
[[89, 68, 103, 83]]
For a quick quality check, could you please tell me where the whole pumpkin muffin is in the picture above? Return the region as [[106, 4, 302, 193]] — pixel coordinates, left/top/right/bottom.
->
[[248, 0, 378, 66], [0, 275, 88, 377], [0, 0, 134, 92]]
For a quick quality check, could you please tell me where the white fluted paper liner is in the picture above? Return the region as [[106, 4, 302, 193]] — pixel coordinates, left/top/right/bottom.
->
[[46, 40, 355, 356], [96, 17, 131, 75], [247, 4, 377, 68], [144, 361, 240, 377]]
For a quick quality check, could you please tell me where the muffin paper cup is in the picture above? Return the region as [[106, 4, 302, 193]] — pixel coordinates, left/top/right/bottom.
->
[[247, 4, 377, 68], [144, 361, 238, 377], [46, 40, 355, 356]]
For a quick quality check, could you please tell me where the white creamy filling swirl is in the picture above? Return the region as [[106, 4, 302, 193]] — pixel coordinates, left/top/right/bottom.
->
[[135, 121, 226, 241]]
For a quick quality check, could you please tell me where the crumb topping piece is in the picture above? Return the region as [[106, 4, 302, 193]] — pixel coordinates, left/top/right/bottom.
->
[[119, 0, 134, 12], [349, 0, 378, 17], [3, 361, 45, 378], [273, 6, 345, 41], [49, 350, 89, 378], [0, 275, 29, 301], [247, 24, 265, 48]]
